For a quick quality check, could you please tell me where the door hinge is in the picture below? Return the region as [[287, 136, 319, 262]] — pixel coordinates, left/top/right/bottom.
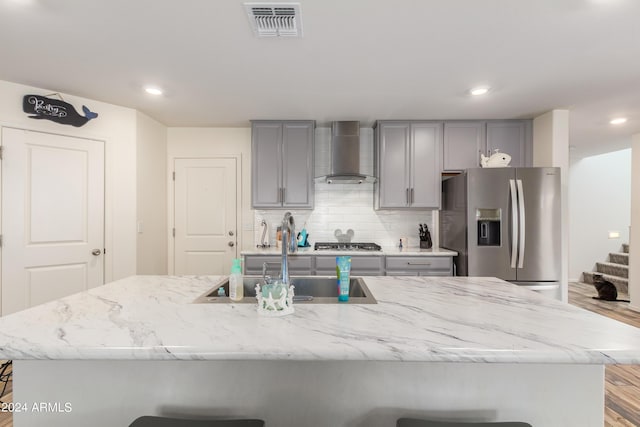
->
[[0, 146, 4, 160], [0, 235, 3, 247], [172, 228, 175, 237], [172, 171, 175, 181]]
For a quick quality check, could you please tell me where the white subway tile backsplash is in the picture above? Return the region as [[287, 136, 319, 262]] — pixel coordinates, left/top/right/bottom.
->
[[255, 192, 434, 248]]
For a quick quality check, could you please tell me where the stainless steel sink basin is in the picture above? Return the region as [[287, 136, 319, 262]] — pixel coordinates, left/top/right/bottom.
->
[[193, 276, 377, 304]]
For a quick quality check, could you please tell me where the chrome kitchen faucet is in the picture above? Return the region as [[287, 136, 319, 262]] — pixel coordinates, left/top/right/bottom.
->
[[280, 212, 297, 285]]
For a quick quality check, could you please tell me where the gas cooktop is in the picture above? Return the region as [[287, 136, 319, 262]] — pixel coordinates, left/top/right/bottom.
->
[[314, 242, 382, 251]]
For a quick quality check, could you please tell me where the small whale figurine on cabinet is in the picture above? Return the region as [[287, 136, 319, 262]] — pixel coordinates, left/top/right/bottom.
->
[[480, 149, 512, 168]]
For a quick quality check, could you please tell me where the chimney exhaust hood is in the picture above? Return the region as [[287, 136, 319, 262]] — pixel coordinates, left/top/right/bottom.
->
[[322, 121, 376, 184]]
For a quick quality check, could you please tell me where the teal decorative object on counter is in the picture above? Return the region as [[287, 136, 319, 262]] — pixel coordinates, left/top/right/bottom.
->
[[336, 256, 351, 302], [255, 278, 295, 316]]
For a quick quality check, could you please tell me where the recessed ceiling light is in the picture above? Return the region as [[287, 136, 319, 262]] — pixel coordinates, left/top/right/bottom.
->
[[610, 117, 627, 125], [470, 87, 490, 96], [144, 87, 163, 96]]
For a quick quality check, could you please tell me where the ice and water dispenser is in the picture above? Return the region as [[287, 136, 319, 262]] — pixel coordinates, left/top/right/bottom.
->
[[476, 208, 501, 246]]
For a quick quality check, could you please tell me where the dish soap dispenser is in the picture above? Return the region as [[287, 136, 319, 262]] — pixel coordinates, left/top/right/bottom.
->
[[229, 258, 244, 301]]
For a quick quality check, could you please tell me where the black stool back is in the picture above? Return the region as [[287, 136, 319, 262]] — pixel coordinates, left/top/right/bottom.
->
[[129, 416, 265, 427], [397, 419, 532, 427]]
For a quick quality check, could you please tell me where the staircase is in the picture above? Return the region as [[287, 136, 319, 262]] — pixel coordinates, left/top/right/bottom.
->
[[582, 243, 629, 294]]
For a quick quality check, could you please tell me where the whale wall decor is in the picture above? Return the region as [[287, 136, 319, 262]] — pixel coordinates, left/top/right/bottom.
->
[[22, 94, 98, 127]]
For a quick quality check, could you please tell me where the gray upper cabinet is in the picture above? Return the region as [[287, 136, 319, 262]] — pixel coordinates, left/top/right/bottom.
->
[[443, 121, 486, 171], [376, 122, 410, 209], [486, 120, 531, 168], [442, 120, 532, 172], [375, 121, 442, 209], [251, 120, 315, 209]]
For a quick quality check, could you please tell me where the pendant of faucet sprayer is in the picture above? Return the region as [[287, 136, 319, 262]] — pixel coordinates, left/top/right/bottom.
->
[[281, 212, 296, 285]]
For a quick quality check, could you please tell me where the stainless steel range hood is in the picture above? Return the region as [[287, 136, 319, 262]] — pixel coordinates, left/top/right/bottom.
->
[[322, 121, 376, 184]]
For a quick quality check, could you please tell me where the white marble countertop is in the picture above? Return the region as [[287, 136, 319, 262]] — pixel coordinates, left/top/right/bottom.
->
[[241, 247, 457, 256], [0, 275, 639, 363]]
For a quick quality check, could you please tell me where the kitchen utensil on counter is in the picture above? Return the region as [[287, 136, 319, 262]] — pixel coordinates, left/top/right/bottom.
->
[[419, 223, 432, 249], [297, 229, 310, 247], [257, 220, 271, 248]]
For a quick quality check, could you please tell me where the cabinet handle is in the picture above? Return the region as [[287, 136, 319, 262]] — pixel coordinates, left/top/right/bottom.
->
[[407, 262, 432, 266], [282, 187, 286, 203], [411, 188, 414, 204], [406, 188, 409, 205]]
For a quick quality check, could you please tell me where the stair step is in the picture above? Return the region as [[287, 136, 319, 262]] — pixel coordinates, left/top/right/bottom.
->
[[595, 261, 628, 278], [622, 243, 629, 254], [583, 272, 629, 294], [609, 252, 629, 265]]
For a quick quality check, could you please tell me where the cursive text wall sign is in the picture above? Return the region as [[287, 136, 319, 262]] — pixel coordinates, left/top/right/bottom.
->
[[22, 95, 98, 127]]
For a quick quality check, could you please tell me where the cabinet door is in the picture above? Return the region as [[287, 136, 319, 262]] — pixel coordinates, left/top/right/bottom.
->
[[252, 122, 283, 208], [282, 121, 314, 209], [486, 121, 531, 168], [244, 255, 313, 276], [315, 255, 383, 275], [377, 122, 410, 209], [244, 255, 279, 275], [410, 122, 442, 208], [385, 256, 452, 275], [443, 121, 486, 171]]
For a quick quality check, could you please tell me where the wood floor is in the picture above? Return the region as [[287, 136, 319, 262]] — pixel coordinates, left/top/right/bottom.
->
[[0, 361, 12, 427], [569, 281, 640, 427], [0, 282, 637, 427]]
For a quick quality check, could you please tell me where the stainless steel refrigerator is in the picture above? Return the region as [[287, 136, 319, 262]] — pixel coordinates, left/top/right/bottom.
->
[[440, 167, 561, 299]]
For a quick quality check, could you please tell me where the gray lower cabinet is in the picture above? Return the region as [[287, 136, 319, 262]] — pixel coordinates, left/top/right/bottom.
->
[[315, 255, 384, 276], [244, 254, 453, 277], [375, 121, 442, 209], [442, 120, 532, 172], [385, 256, 453, 276], [251, 120, 315, 209], [244, 255, 313, 276]]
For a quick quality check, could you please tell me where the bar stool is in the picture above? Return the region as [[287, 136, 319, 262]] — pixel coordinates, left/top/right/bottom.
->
[[129, 416, 265, 427], [397, 419, 532, 427]]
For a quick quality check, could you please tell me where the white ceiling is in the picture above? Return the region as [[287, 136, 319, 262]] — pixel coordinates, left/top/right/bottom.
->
[[1, 0, 639, 158]]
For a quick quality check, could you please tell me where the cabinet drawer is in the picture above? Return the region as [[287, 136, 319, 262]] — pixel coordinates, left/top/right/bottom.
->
[[244, 255, 313, 275], [315, 255, 383, 275], [385, 256, 452, 272]]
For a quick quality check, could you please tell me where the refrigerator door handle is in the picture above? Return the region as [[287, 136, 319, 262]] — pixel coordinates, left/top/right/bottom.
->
[[509, 179, 519, 268], [516, 179, 526, 269]]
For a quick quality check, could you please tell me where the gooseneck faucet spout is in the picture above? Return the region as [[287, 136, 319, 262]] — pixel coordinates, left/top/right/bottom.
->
[[281, 212, 296, 285]]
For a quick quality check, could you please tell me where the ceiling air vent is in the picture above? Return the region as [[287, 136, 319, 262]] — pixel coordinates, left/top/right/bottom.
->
[[244, 3, 303, 37]]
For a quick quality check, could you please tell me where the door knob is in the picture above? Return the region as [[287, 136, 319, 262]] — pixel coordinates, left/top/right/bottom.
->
[[92, 249, 102, 256], [228, 241, 235, 247], [229, 231, 234, 236]]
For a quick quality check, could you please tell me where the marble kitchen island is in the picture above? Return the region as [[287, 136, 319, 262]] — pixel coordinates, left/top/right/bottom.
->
[[1, 275, 639, 427]]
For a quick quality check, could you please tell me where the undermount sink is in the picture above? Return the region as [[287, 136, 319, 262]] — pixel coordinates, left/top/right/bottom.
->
[[193, 276, 377, 304]]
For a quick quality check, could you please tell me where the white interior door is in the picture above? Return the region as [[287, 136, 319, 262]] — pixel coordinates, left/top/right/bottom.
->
[[1, 127, 105, 315], [174, 158, 237, 275]]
